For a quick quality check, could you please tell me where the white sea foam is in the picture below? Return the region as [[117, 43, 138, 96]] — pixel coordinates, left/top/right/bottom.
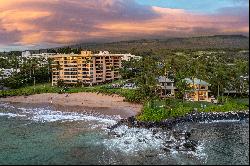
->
[[0, 103, 120, 125], [199, 119, 241, 124], [0, 102, 15, 109], [0, 112, 26, 118], [195, 141, 207, 161], [17, 107, 119, 125], [103, 125, 167, 154]]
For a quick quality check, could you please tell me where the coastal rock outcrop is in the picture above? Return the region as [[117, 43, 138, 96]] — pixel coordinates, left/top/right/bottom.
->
[[108, 111, 249, 130], [107, 111, 249, 153]]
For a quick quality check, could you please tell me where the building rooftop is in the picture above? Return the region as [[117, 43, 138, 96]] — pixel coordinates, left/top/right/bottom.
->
[[184, 78, 210, 86], [49, 51, 125, 58], [158, 76, 174, 83]]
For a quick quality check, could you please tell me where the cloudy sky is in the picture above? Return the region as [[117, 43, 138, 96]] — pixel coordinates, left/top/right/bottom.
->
[[0, 0, 249, 51]]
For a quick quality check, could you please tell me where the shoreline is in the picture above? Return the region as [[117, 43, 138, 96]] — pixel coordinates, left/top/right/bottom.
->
[[0, 92, 143, 118], [109, 110, 249, 130], [1, 93, 248, 126]]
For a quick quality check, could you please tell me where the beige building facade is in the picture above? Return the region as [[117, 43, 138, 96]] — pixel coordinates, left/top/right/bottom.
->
[[184, 78, 211, 102], [50, 51, 123, 86]]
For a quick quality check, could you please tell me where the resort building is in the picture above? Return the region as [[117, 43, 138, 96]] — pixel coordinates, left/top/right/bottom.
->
[[22, 51, 56, 60], [156, 76, 177, 98], [184, 78, 211, 102], [121, 53, 142, 61], [50, 51, 123, 86], [21, 51, 56, 66]]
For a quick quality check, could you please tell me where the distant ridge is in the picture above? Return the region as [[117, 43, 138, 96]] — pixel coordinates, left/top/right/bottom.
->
[[70, 35, 249, 51], [33, 35, 249, 53]]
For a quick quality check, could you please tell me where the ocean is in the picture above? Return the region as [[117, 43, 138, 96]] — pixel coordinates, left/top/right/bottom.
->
[[0, 102, 249, 165]]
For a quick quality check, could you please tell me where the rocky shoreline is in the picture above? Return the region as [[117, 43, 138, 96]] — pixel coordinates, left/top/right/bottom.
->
[[109, 111, 249, 130], [108, 111, 249, 153]]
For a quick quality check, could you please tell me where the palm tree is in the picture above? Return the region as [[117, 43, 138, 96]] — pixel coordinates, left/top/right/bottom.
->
[[206, 56, 229, 101], [0, 69, 4, 80], [134, 56, 162, 100]]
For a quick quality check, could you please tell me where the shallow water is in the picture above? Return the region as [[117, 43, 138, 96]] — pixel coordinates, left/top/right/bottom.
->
[[0, 102, 249, 165]]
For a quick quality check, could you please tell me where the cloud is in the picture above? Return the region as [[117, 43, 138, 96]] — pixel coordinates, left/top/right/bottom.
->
[[0, 28, 21, 44], [0, 0, 248, 50]]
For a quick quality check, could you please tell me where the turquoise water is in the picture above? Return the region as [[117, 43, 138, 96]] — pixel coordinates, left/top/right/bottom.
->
[[0, 102, 249, 165]]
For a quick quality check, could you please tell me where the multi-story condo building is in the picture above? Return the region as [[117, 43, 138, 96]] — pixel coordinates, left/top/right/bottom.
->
[[50, 51, 123, 86]]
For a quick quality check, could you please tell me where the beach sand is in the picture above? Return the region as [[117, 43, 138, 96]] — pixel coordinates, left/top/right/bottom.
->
[[0, 93, 143, 118]]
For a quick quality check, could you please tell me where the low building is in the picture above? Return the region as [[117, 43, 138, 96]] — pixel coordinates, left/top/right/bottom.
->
[[224, 75, 249, 96], [121, 53, 142, 61], [156, 76, 177, 98], [21, 51, 32, 58], [0, 68, 20, 80], [22, 51, 56, 66], [184, 78, 211, 102], [22, 51, 56, 60], [50, 51, 123, 86], [29, 53, 56, 60]]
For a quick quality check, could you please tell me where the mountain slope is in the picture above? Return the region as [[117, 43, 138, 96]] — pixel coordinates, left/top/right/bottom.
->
[[70, 35, 249, 52]]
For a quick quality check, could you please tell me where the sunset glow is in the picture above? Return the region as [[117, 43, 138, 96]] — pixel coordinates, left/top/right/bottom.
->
[[0, 0, 248, 51]]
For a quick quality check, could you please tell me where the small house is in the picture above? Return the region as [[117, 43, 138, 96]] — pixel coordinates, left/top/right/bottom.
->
[[157, 76, 177, 98], [184, 78, 211, 102]]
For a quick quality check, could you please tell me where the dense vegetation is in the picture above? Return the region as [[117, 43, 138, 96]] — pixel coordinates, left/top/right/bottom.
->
[[0, 56, 51, 89], [120, 52, 249, 101]]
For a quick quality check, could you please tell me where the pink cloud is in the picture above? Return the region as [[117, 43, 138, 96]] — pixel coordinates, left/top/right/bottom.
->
[[0, 0, 248, 49]]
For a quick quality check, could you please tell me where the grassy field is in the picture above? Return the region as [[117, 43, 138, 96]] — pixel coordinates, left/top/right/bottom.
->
[[231, 98, 249, 105], [137, 98, 249, 122]]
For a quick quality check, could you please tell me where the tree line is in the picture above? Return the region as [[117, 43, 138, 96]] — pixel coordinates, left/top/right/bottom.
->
[[120, 51, 249, 101]]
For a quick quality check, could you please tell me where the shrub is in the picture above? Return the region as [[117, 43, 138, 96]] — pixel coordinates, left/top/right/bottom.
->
[[137, 106, 168, 122], [57, 79, 65, 88]]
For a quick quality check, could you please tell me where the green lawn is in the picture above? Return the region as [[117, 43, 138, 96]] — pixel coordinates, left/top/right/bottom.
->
[[137, 98, 249, 122], [231, 98, 249, 105]]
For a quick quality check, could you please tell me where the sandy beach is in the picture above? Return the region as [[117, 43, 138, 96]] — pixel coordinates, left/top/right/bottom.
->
[[0, 93, 143, 118]]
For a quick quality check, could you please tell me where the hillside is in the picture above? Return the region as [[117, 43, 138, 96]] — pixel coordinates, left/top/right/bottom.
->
[[12, 35, 248, 57], [69, 35, 249, 52]]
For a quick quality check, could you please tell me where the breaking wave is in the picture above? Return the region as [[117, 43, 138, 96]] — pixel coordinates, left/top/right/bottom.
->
[[0, 102, 119, 125]]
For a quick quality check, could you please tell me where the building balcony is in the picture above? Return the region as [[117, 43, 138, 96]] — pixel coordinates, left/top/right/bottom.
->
[[159, 86, 177, 90], [83, 78, 91, 81]]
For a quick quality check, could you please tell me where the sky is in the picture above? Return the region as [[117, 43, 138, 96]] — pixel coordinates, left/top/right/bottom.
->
[[0, 0, 249, 51]]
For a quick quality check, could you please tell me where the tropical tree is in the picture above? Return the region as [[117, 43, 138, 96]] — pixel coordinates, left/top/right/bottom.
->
[[134, 56, 163, 100], [206, 56, 230, 100], [228, 60, 249, 96], [119, 59, 138, 79]]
